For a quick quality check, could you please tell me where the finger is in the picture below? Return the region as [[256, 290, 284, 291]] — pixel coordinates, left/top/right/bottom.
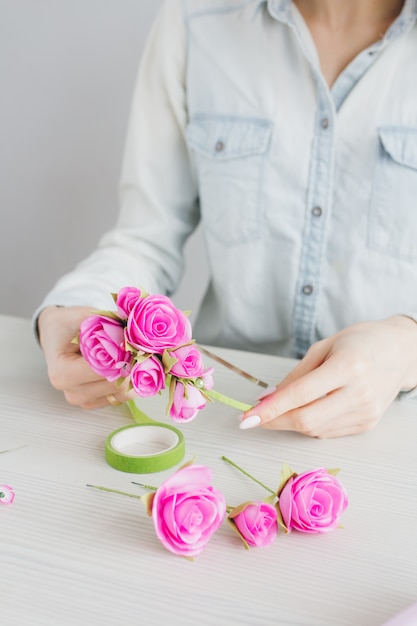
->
[[49, 352, 104, 389], [63, 376, 132, 409], [310, 411, 378, 439], [241, 355, 346, 428], [258, 387, 353, 435]]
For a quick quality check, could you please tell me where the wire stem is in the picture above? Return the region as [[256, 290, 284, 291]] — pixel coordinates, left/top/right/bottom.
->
[[221, 456, 276, 495], [86, 484, 142, 499]]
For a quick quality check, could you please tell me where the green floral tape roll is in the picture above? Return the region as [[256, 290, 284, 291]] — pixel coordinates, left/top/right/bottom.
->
[[105, 423, 185, 474]]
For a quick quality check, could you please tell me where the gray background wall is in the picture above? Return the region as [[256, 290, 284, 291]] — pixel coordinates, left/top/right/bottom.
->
[[0, 0, 207, 320]]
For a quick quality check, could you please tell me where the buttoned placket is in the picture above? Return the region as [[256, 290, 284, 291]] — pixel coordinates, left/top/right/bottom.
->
[[293, 81, 335, 359], [276, 1, 414, 359]]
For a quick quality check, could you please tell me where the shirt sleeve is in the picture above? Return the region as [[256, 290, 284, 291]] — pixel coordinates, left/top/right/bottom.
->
[[34, 0, 199, 319]]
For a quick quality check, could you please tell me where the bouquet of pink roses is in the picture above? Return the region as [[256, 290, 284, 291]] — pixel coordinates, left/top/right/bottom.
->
[[76, 287, 216, 423]]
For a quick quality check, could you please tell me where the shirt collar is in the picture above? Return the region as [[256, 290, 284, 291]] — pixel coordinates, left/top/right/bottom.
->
[[260, 0, 417, 27]]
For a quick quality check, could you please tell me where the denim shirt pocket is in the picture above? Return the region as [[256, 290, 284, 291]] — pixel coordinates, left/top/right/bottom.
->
[[369, 126, 417, 260], [186, 115, 272, 245]]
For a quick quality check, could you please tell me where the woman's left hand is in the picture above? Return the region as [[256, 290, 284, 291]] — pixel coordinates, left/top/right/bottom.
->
[[239, 316, 417, 438]]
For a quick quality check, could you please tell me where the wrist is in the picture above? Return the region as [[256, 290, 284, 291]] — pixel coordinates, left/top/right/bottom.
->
[[36, 306, 64, 346], [386, 315, 417, 392]]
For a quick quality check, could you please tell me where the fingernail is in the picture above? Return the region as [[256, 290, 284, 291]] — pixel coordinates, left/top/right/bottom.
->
[[256, 385, 277, 401], [239, 415, 261, 430]]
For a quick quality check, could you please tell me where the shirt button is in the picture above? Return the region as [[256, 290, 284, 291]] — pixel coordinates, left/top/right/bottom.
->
[[320, 117, 329, 129], [215, 140, 225, 152], [312, 206, 322, 217], [302, 284, 313, 295]]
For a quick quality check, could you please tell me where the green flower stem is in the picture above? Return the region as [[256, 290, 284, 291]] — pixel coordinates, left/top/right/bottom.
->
[[131, 481, 157, 491], [204, 389, 253, 412], [0, 445, 28, 454], [221, 456, 276, 496], [86, 484, 142, 499]]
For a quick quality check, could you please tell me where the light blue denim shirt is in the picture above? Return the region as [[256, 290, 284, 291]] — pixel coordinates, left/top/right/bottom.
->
[[38, 0, 417, 360]]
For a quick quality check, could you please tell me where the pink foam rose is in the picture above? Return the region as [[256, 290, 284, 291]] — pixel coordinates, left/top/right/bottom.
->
[[0, 484, 15, 505], [169, 382, 207, 423], [201, 367, 214, 390], [79, 315, 132, 382], [278, 467, 348, 534], [115, 286, 142, 318], [151, 464, 226, 557], [169, 345, 204, 378], [230, 502, 278, 547], [130, 356, 166, 398], [126, 294, 192, 354]]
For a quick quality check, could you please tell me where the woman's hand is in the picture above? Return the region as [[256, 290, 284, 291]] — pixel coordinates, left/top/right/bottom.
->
[[240, 316, 417, 438], [38, 306, 134, 409]]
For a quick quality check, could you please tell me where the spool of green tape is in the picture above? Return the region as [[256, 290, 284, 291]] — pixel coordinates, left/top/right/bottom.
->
[[105, 400, 185, 474]]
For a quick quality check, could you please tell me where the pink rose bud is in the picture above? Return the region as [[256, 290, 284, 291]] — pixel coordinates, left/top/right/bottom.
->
[[130, 356, 166, 398], [169, 345, 204, 378], [278, 467, 348, 534], [230, 502, 278, 547], [126, 294, 192, 354], [201, 367, 214, 390], [0, 484, 15, 505], [115, 286, 142, 318], [169, 382, 207, 423], [151, 464, 226, 557], [79, 315, 132, 382]]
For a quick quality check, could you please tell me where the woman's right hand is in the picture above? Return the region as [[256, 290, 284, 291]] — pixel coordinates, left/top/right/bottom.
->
[[38, 306, 133, 409]]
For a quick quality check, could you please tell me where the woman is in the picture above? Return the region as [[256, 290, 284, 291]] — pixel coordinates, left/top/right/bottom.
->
[[37, 0, 417, 437]]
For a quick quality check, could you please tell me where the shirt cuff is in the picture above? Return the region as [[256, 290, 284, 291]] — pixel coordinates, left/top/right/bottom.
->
[[397, 313, 417, 402]]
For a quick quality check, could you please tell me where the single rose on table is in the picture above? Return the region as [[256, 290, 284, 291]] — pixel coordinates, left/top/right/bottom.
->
[[228, 501, 278, 548], [277, 465, 348, 534], [0, 484, 15, 505], [141, 463, 226, 558]]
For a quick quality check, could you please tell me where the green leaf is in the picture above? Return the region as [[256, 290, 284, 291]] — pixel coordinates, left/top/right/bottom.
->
[[275, 502, 289, 534], [277, 462, 296, 496], [226, 517, 250, 550], [166, 375, 177, 415], [326, 468, 340, 476], [140, 491, 155, 516], [125, 340, 139, 353], [162, 349, 178, 373], [228, 501, 253, 519], [177, 456, 196, 471], [90, 309, 122, 321], [263, 494, 277, 505], [71, 334, 80, 345]]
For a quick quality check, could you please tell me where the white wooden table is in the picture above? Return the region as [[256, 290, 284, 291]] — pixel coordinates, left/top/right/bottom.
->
[[1, 315, 417, 626]]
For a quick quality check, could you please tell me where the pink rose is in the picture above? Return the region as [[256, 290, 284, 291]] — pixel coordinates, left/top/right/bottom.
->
[[278, 467, 348, 534], [151, 464, 226, 557], [126, 294, 192, 354], [0, 484, 15, 505], [201, 367, 214, 390], [115, 286, 142, 318], [169, 345, 204, 378], [130, 356, 166, 398], [79, 315, 132, 382], [169, 382, 207, 423], [230, 502, 278, 548]]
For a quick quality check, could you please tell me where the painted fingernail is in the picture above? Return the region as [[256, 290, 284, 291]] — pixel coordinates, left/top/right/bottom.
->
[[239, 415, 261, 430], [256, 386, 277, 401]]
